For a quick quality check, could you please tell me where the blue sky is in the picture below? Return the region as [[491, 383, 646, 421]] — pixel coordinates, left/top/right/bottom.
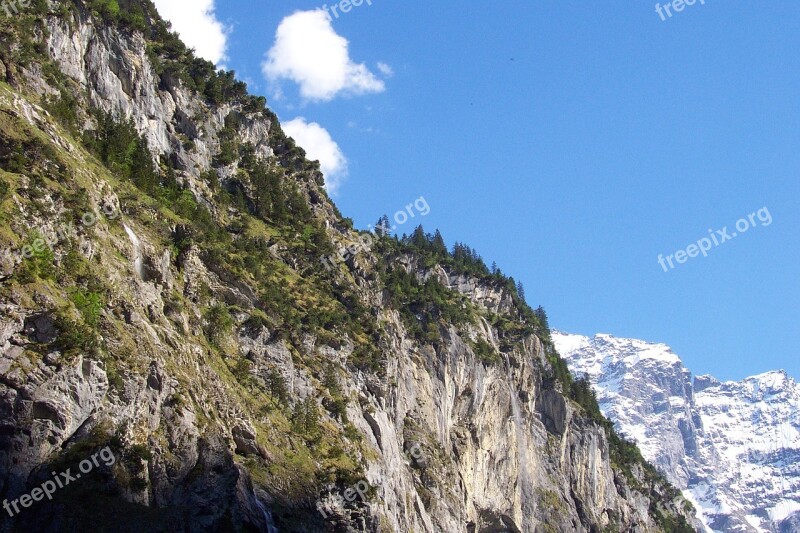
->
[[154, 0, 800, 381]]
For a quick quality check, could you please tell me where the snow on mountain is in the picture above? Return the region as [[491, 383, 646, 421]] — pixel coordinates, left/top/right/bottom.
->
[[553, 331, 800, 533]]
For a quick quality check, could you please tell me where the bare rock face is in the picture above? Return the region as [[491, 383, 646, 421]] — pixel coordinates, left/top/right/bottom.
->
[[779, 513, 800, 533], [537, 387, 570, 436], [0, 308, 109, 496]]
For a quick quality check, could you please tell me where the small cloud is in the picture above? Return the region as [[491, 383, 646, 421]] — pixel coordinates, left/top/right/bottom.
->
[[282, 117, 348, 194], [152, 0, 229, 65], [346, 120, 376, 134], [377, 62, 394, 77], [262, 10, 385, 102]]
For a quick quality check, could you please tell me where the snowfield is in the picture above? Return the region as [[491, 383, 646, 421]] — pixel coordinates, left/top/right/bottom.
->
[[554, 331, 800, 533]]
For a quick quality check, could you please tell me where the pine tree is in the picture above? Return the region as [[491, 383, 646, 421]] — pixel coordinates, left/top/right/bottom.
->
[[411, 226, 427, 249], [292, 397, 320, 437], [375, 215, 391, 237], [516, 281, 526, 302], [130, 139, 158, 194], [432, 229, 447, 256], [534, 306, 550, 332]]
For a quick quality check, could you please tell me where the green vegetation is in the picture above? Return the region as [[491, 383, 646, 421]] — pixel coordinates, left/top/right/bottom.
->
[[88, 0, 147, 31], [377, 226, 551, 341], [292, 397, 321, 442], [381, 265, 473, 343], [16, 231, 56, 282], [204, 303, 234, 347], [650, 503, 696, 533], [322, 365, 349, 421], [0, 109, 68, 184], [265, 367, 289, 406], [69, 288, 105, 328], [470, 339, 502, 365], [83, 112, 159, 194], [0, 176, 11, 202], [45, 89, 80, 131], [54, 312, 99, 359], [53, 275, 108, 360], [536, 487, 565, 521], [0, 0, 50, 69]]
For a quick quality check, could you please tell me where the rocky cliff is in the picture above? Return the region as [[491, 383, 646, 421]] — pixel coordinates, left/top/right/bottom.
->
[[0, 1, 699, 531], [554, 332, 800, 533]]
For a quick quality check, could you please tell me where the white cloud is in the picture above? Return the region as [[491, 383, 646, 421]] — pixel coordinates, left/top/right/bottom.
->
[[262, 10, 385, 102], [283, 118, 348, 194], [152, 0, 228, 65], [377, 62, 394, 77]]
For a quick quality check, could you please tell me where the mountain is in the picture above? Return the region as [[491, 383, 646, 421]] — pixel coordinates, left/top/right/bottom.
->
[[0, 1, 700, 531], [553, 332, 800, 533]]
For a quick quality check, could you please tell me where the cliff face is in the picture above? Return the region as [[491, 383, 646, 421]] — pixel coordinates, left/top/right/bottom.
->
[[554, 332, 800, 533], [0, 2, 698, 531]]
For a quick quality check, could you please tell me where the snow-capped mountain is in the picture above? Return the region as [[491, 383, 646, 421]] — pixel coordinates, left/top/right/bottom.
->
[[553, 332, 800, 533]]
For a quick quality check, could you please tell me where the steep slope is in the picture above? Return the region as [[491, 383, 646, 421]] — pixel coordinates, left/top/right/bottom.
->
[[0, 1, 698, 531], [553, 332, 800, 533]]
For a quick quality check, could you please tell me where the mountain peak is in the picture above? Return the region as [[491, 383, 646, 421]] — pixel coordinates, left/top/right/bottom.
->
[[747, 369, 790, 385], [552, 331, 683, 373], [555, 331, 800, 533]]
